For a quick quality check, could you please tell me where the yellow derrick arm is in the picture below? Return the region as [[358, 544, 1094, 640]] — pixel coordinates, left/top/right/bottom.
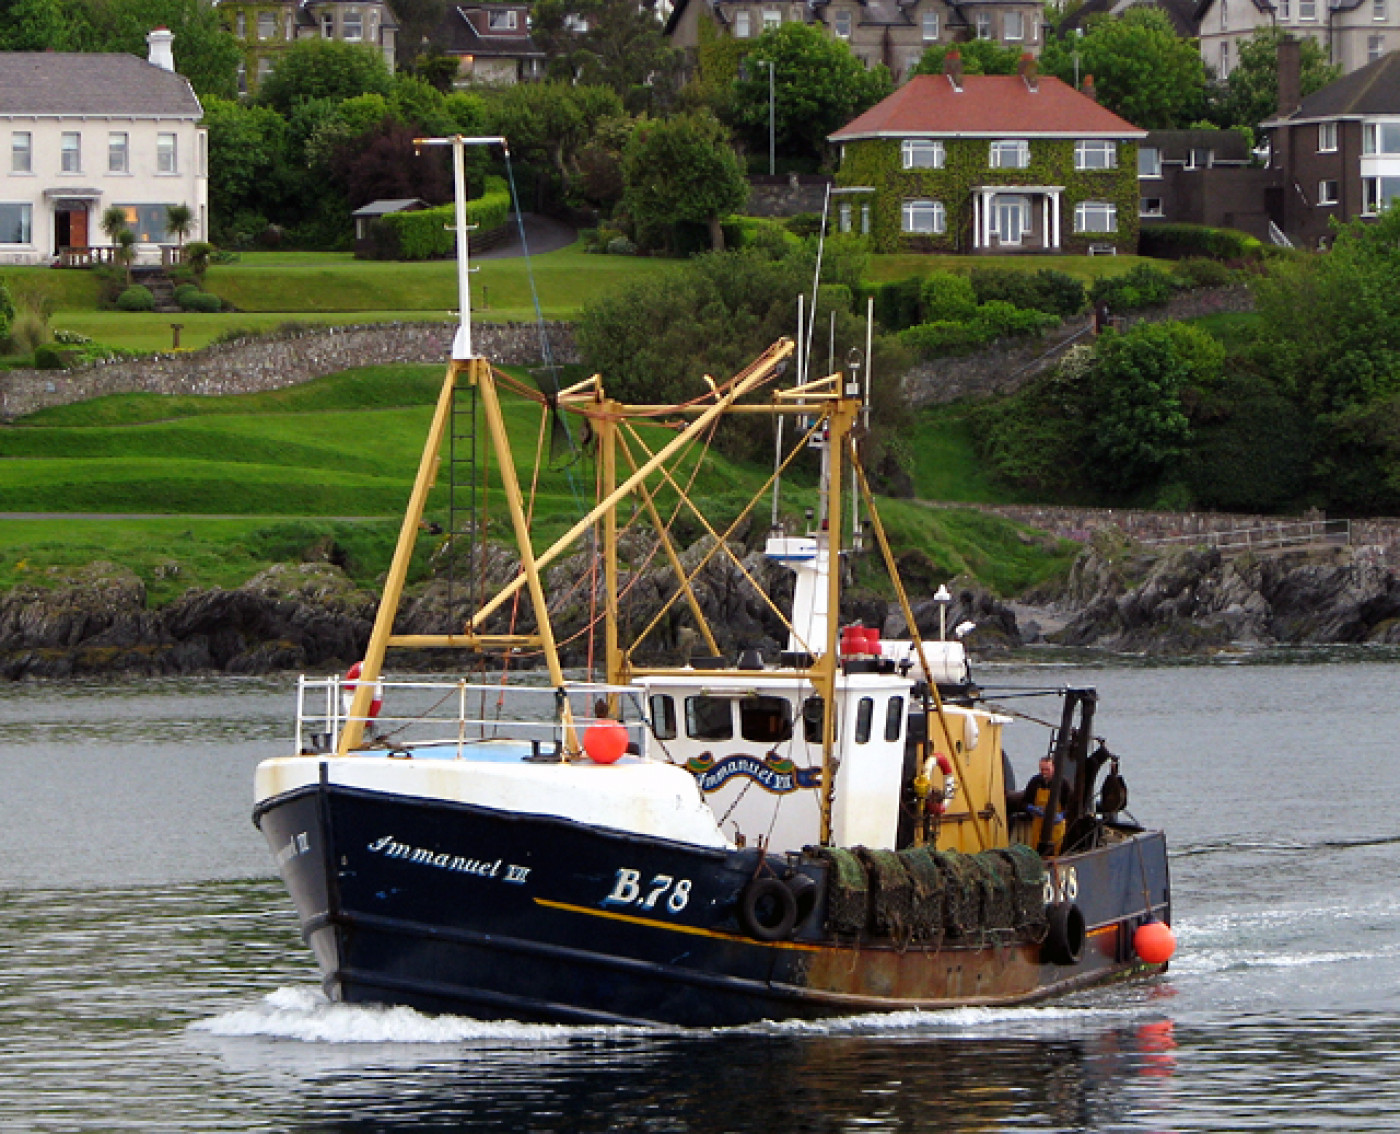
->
[[618, 411, 825, 664], [849, 442, 992, 852], [462, 339, 796, 636]]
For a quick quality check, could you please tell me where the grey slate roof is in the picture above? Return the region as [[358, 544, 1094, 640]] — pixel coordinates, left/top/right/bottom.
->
[[0, 52, 202, 118], [1264, 50, 1400, 124]]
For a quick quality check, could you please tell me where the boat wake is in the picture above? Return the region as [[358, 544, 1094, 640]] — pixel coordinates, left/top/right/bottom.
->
[[1174, 833, 1400, 857]]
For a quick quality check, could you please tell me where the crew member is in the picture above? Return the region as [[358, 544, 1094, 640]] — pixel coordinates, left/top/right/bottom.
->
[[1009, 753, 1067, 851]]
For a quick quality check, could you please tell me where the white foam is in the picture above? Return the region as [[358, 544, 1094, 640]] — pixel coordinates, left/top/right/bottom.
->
[[190, 986, 634, 1045], [751, 1003, 1133, 1037]]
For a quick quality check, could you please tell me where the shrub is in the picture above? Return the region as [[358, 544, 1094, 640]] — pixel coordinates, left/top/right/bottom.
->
[[33, 344, 66, 369], [874, 275, 923, 332], [900, 320, 992, 357], [183, 291, 223, 313], [173, 283, 202, 308], [1089, 264, 1178, 312], [786, 213, 823, 238], [373, 177, 511, 260], [606, 235, 638, 256], [970, 266, 1085, 319], [116, 285, 154, 312], [1137, 223, 1262, 262], [974, 301, 1059, 338], [919, 272, 977, 322], [1173, 257, 1237, 289]]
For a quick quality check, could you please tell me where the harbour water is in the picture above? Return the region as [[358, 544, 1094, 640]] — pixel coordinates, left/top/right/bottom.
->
[[3, 656, 1400, 1132]]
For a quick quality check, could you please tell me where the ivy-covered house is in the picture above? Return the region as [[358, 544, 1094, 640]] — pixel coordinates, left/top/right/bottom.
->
[[829, 53, 1146, 254]]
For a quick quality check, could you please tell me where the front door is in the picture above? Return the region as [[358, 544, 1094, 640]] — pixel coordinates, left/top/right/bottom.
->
[[70, 207, 88, 249], [995, 196, 1025, 246]]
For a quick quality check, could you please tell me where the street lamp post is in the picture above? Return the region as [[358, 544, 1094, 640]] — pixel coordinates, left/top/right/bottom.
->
[[766, 59, 775, 177]]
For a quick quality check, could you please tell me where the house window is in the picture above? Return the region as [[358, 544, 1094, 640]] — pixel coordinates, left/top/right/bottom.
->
[[1140, 197, 1165, 217], [902, 138, 945, 168], [901, 198, 946, 233], [763, 7, 781, 29], [1186, 147, 1213, 169], [285, 11, 293, 36], [1219, 41, 1229, 75], [157, 133, 178, 174], [922, 10, 939, 39], [860, 203, 870, 234], [257, 11, 275, 38], [649, 694, 676, 740], [975, 10, 992, 37], [1300, 0, 1316, 17], [884, 697, 904, 743], [740, 696, 793, 743], [112, 204, 172, 243], [1369, 34, 1386, 60], [11, 132, 31, 174], [839, 202, 852, 232], [1074, 139, 1117, 169], [1138, 146, 1161, 176], [61, 132, 81, 173], [198, 131, 207, 176], [258, 56, 273, 81], [989, 139, 1030, 168], [0, 203, 32, 244], [1364, 122, 1400, 153], [834, 9, 851, 37], [235, 10, 246, 36], [237, 61, 247, 94], [1318, 179, 1339, 205], [1376, 0, 1387, 18], [1221, 0, 1229, 29], [1319, 122, 1338, 151], [1074, 200, 1117, 232], [344, 9, 364, 39], [994, 195, 1030, 241], [735, 9, 751, 36], [487, 9, 517, 30], [685, 696, 732, 741], [1363, 176, 1400, 213], [1280, 0, 1291, 15], [1005, 10, 1023, 38], [108, 132, 129, 173]]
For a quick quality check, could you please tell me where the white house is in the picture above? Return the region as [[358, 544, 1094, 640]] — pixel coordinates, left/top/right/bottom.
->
[[0, 29, 208, 266]]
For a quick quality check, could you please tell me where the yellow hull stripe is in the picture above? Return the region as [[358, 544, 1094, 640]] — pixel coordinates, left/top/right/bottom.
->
[[532, 897, 822, 952]]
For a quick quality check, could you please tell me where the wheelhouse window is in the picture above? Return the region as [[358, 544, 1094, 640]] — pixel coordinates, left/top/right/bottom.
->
[[686, 696, 732, 741], [11, 132, 30, 174], [884, 697, 904, 743], [0, 203, 32, 244], [802, 695, 833, 744], [1074, 139, 1117, 170], [157, 133, 177, 174], [901, 198, 945, 234], [1138, 146, 1161, 177], [901, 138, 944, 169], [1074, 200, 1117, 233], [650, 694, 677, 740], [989, 139, 1030, 168], [108, 132, 129, 174], [1318, 122, 1338, 152], [854, 697, 874, 744], [1318, 179, 1339, 205], [740, 696, 794, 743], [922, 10, 939, 39], [61, 132, 81, 173]]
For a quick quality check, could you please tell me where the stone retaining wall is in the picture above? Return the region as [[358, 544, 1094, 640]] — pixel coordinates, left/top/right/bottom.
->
[[746, 174, 834, 218], [0, 320, 579, 420]]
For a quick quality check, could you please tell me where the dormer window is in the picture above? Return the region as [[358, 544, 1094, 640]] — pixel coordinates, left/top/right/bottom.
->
[[488, 9, 518, 30], [901, 138, 945, 169], [922, 11, 939, 39], [989, 139, 1030, 168], [834, 9, 852, 37], [1074, 139, 1117, 170]]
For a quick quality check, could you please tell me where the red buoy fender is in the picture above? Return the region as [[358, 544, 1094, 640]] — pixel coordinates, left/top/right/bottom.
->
[[343, 661, 384, 720], [1134, 919, 1177, 965]]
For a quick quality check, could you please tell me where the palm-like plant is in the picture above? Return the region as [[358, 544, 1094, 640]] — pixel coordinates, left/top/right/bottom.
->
[[101, 206, 136, 286], [165, 203, 194, 248]]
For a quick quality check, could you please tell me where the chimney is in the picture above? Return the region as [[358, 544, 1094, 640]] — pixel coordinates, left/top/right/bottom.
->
[[147, 26, 175, 72], [1019, 51, 1038, 92], [945, 48, 963, 92], [1081, 73, 1097, 102], [1277, 36, 1301, 116]]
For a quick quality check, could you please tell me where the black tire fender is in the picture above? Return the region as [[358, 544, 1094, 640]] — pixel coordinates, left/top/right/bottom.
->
[[1042, 901, 1087, 966], [739, 877, 799, 942], [786, 872, 819, 927]]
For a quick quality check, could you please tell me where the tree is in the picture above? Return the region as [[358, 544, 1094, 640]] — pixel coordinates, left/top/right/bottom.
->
[[387, 0, 448, 69], [201, 96, 292, 238], [329, 120, 452, 208], [728, 24, 891, 169], [531, 0, 680, 109], [70, 0, 241, 98], [911, 41, 1023, 77], [621, 111, 748, 252], [0, 0, 78, 51], [165, 203, 193, 247], [1219, 28, 1341, 129], [101, 205, 137, 285], [481, 82, 624, 199], [256, 40, 393, 114], [1040, 8, 1206, 128]]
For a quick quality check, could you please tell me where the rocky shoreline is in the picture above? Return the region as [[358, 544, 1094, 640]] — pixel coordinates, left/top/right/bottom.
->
[[5, 535, 1400, 680]]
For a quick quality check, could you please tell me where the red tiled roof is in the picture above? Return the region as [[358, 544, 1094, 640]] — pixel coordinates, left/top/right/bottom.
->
[[830, 74, 1146, 141]]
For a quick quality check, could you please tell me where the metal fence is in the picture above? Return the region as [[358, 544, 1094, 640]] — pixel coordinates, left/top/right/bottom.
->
[[1138, 518, 1350, 554]]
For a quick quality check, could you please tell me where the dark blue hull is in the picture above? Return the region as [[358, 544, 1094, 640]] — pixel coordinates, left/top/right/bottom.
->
[[255, 775, 1171, 1027]]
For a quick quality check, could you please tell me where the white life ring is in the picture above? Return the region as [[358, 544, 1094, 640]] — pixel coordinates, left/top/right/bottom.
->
[[926, 752, 957, 815], [342, 661, 384, 720]]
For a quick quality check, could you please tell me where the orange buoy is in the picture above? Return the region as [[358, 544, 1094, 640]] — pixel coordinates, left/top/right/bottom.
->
[[583, 719, 629, 764], [1134, 920, 1177, 965]]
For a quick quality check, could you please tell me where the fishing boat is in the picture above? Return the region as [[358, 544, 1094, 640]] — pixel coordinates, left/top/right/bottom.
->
[[253, 136, 1174, 1027]]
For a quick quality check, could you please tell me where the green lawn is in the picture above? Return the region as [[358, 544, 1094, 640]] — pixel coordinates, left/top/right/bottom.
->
[[905, 406, 1019, 505]]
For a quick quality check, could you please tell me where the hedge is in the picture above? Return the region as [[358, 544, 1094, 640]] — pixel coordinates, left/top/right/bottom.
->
[[370, 176, 512, 261], [1138, 223, 1262, 262]]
